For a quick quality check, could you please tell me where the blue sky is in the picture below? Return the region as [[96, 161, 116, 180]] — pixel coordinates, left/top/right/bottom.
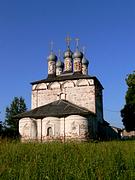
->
[[0, 0, 135, 128]]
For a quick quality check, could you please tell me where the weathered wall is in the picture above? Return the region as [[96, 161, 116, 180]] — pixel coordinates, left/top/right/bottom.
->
[[19, 118, 37, 142], [42, 117, 60, 141], [19, 115, 97, 142], [31, 79, 98, 114], [62, 115, 88, 141]]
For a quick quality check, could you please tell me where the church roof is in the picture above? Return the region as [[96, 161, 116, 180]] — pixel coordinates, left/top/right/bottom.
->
[[15, 99, 95, 119], [31, 74, 103, 89]]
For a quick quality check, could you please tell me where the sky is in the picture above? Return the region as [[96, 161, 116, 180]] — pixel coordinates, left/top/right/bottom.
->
[[0, 0, 135, 128]]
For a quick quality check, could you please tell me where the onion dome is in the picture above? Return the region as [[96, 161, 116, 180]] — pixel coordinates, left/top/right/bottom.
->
[[64, 49, 73, 58], [73, 50, 83, 59], [47, 53, 57, 61], [56, 59, 64, 67], [73, 38, 83, 59], [82, 57, 89, 65]]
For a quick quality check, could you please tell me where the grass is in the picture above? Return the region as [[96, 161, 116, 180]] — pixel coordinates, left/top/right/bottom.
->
[[0, 140, 135, 180]]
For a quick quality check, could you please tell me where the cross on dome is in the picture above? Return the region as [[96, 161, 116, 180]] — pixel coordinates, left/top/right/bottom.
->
[[75, 38, 79, 49], [82, 46, 86, 55], [65, 35, 71, 49], [50, 40, 54, 53]]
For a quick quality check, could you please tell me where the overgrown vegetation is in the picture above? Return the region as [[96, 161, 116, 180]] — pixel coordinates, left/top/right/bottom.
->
[[0, 140, 135, 180]]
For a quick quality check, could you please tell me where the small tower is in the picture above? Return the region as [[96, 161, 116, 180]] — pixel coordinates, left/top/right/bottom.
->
[[56, 50, 64, 76], [73, 38, 83, 74], [47, 41, 57, 78], [82, 47, 89, 75], [63, 36, 73, 73]]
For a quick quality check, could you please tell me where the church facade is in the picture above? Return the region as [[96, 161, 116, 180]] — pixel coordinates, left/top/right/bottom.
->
[[17, 37, 106, 142]]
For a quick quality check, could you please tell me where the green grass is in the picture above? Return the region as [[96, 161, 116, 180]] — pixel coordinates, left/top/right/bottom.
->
[[0, 140, 135, 180]]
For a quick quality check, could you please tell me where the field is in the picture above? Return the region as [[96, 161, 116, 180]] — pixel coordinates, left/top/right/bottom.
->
[[0, 140, 135, 180]]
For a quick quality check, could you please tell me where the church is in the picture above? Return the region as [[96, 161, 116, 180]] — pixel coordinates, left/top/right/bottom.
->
[[17, 37, 118, 142]]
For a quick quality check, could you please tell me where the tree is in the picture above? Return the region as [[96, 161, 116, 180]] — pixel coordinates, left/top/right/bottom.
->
[[0, 121, 3, 136], [121, 71, 135, 131], [4, 97, 27, 138]]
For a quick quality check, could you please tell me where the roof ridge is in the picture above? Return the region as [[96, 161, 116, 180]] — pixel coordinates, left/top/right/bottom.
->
[[62, 99, 89, 112]]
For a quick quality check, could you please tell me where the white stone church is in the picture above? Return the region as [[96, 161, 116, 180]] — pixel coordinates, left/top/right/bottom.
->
[[17, 37, 119, 142]]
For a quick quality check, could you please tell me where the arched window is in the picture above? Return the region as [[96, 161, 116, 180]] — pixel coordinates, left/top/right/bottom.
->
[[47, 127, 53, 136]]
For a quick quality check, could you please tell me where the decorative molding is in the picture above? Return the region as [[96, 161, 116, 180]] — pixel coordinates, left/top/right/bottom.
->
[[48, 82, 61, 90], [76, 79, 90, 87], [35, 83, 47, 90], [62, 80, 75, 88]]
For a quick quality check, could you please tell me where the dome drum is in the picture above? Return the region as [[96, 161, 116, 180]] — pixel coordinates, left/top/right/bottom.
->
[[74, 58, 82, 73]]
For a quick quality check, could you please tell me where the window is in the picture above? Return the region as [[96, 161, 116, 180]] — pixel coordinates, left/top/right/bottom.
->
[[47, 127, 53, 136]]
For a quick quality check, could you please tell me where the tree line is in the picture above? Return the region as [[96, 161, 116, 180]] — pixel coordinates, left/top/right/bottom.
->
[[0, 97, 27, 139]]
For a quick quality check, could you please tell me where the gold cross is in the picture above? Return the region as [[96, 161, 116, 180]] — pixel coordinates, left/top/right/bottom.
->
[[65, 35, 71, 48]]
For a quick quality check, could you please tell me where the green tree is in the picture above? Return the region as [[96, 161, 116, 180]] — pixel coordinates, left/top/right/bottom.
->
[[121, 71, 135, 131], [5, 97, 27, 138]]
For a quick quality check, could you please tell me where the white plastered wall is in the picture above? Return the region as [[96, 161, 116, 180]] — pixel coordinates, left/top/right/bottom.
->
[[19, 118, 37, 141], [32, 79, 96, 114]]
